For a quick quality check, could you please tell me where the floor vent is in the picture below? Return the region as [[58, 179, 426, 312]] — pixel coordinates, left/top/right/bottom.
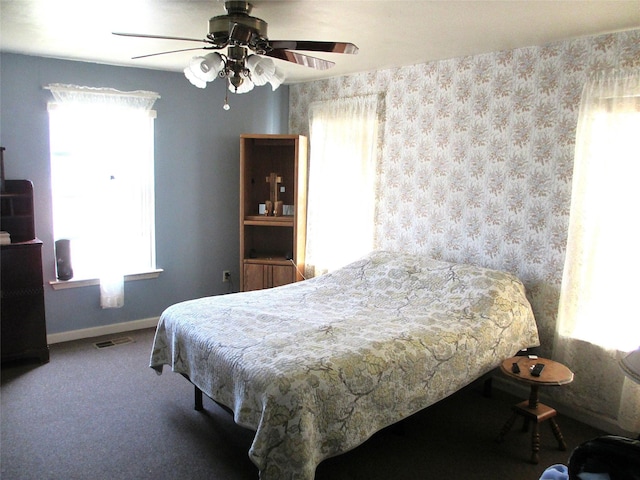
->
[[94, 336, 134, 349]]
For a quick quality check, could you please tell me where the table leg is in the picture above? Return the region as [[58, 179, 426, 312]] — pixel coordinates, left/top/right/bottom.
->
[[549, 417, 567, 450], [528, 384, 540, 408], [496, 412, 518, 443], [531, 422, 540, 464]]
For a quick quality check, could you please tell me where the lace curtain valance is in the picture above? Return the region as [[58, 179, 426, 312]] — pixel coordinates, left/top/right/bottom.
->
[[44, 84, 160, 111]]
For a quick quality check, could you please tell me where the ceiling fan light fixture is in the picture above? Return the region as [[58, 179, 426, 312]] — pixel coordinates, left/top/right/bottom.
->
[[183, 66, 208, 88], [229, 74, 254, 94], [246, 55, 276, 86], [199, 52, 225, 75], [268, 70, 285, 91], [184, 53, 225, 87]]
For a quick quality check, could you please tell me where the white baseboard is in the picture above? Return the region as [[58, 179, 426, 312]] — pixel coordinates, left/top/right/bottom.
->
[[47, 317, 160, 344]]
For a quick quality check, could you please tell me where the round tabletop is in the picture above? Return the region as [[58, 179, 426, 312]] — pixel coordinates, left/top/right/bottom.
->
[[501, 357, 574, 386]]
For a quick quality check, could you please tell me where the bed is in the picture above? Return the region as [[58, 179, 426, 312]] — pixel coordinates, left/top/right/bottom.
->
[[150, 250, 540, 479]]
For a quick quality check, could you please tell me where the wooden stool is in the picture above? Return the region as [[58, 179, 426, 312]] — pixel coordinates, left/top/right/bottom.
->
[[496, 357, 574, 464]]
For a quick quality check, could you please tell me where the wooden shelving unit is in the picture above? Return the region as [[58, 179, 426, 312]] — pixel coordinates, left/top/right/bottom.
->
[[239, 134, 308, 291]]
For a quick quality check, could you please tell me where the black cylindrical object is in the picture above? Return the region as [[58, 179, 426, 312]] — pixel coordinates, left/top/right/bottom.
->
[[55, 239, 73, 280]]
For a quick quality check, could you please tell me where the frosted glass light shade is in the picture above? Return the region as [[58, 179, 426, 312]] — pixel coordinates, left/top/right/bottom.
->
[[269, 70, 285, 91], [198, 53, 224, 77], [184, 53, 224, 88], [246, 55, 276, 86], [184, 66, 207, 88]]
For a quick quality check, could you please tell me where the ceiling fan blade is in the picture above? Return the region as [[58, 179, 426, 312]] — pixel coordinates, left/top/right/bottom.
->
[[269, 40, 358, 55], [132, 47, 211, 60], [265, 49, 335, 70], [113, 32, 209, 43]]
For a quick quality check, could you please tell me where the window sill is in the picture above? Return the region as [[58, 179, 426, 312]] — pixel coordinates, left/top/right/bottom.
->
[[49, 269, 164, 290]]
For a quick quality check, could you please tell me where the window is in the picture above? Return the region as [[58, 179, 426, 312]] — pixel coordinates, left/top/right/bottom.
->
[[306, 95, 381, 276], [46, 84, 160, 285], [557, 70, 640, 352]]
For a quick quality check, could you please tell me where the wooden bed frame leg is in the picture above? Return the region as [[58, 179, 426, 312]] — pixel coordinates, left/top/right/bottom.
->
[[194, 385, 204, 411]]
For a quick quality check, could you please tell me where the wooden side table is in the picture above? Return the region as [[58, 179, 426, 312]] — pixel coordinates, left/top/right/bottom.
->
[[496, 356, 574, 464]]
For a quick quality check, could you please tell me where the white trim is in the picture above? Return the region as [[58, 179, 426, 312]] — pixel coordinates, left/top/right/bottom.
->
[[47, 317, 159, 344], [49, 269, 163, 290]]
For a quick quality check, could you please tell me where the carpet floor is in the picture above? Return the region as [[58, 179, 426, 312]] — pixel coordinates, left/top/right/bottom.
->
[[1, 327, 604, 479]]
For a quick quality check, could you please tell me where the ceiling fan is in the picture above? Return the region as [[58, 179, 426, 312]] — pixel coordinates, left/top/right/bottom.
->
[[113, 1, 358, 96]]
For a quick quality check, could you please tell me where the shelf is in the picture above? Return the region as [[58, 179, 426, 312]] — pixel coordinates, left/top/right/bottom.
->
[[1, 239, 43, 248], [0, 193, 31, 199], [244, 215, 294, 226], [244, 256, 292, 265]]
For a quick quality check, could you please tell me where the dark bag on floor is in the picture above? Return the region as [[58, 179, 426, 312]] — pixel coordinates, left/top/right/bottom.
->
[[568, 435, 640, 480]]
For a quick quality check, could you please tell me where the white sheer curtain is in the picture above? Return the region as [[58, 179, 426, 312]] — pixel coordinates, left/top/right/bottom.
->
[[45, 84, 159, 308], [556, 69, 640, 432], [306, 95, 380, 276]]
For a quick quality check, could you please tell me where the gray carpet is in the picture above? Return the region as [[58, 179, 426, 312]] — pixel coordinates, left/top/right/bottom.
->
[[1, 328, 604, 479]]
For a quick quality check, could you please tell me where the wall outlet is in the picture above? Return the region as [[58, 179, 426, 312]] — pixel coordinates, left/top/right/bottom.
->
[[222, 270, 231, 282]]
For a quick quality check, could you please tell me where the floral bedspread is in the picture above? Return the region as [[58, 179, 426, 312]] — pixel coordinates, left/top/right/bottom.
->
[[150, 251, 539, 479]]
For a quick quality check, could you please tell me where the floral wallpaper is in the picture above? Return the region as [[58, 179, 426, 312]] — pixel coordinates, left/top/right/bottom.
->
[[289, 29, 640, 431]]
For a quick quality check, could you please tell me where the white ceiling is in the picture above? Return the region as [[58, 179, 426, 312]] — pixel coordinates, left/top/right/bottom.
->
[[1, 0, 639, 85]]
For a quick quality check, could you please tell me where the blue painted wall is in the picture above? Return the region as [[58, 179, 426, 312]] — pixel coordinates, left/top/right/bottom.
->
[[0, 53, 289, 334]]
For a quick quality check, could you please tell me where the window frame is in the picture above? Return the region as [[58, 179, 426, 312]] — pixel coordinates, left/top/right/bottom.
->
[[45, 84, 161, 289]]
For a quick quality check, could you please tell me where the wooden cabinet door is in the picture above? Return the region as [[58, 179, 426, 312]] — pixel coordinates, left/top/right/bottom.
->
[[244, 263, 266, 291], [272, 265, 294, 288], [243, 263, 295, 291]]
